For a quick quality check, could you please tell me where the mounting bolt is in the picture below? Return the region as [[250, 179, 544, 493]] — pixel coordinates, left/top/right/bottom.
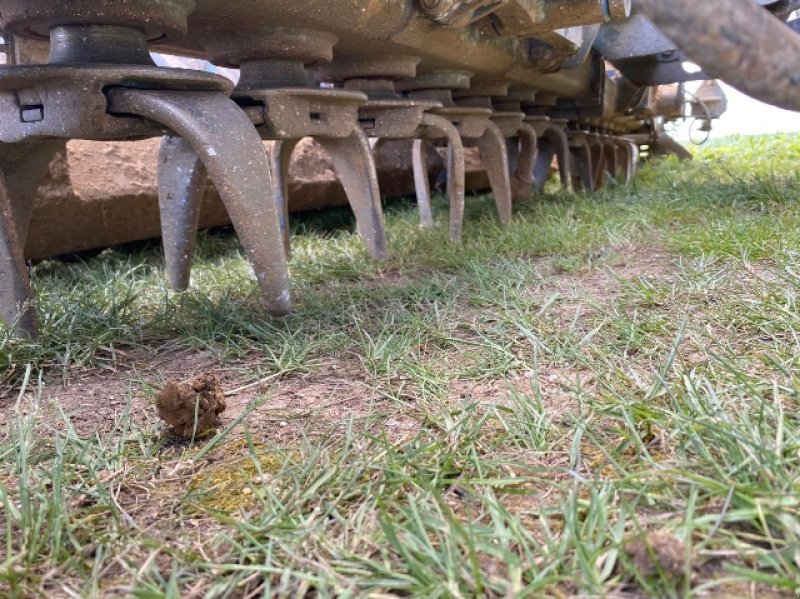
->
[[20, 104, 44, 122], [419, 0, 452, 20]]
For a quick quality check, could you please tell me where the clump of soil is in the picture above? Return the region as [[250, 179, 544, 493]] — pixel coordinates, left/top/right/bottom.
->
[[156, 373, 226, 438], [624, 531, 688, 578]]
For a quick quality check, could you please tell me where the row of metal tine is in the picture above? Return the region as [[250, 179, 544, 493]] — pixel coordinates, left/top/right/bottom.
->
[[0, 25, 641, 340]]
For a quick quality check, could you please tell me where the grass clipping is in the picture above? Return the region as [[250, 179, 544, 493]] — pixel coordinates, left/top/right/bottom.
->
[[157, 373, 227, 438], [189, 442, 284, 513]]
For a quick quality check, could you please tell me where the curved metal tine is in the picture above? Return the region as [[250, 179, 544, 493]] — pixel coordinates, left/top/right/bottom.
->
[[443, 129, 466, 242], [158, 136, 207, 292], [534, 126, 571, 193], [506, 137, 520, 174], [412, 139, 435, 229], [616, 142, 631, 184], [2, 140, 66, 243], [550, 127, 572, 191], [477, 121, 512, 227], [512, 124, 537, 203], [589, 140, 605, 190], [604, 141, 619, 184], [627, 141, 640, 176], [651, 134, 692, 161], [533, 137, 556, 193], [107, 89, 292, 315], [570, 149, 583, 193], [0, 169, 36, 336], [419, 113, 465, 243], [614, 142, 630, 185], [270, 139, 301, 259], [317, 128, 388, 260], [0, 140, 66, 336], [571, 143, 594, 193]]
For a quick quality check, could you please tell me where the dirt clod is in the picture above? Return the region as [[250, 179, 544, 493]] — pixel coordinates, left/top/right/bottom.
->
[[156, 373, 226, 438], [624, 531, 688, 578]]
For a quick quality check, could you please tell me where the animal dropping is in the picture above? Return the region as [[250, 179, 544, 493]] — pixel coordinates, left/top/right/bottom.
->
[[157, 373, 227, 439]]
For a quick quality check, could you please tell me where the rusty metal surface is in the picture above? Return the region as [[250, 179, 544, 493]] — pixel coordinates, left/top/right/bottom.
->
[[567, 131, 596, 193], [525, 116, 571, 192], [249, 88, 368, 140], [691, 80, 728, 120], [317, 130, 388, 260], [418, 0, 631, 37], [149, 27, 392, 267], [510, 123, 537, 201], [494, 0, 631, 36], [594, 13, 677, 60], [0, 166, 35, 335], [158, 136, 208, 292], [417, 0, 506, 27], [0, 0, 748, 336], [477, 121, 513, 226], [0, 0, 195, 42], [0, 139, 64, 335], [648, 134, 693, 161], [233, 54, 389, 261], [412, 138, 436, 229], [359, 99, 440, 138], [638, 0, 800, 111], [415, 113, 466, 242], [0, 66, 229, 142], [270, 139, 299, 257], [107, 89, 293, 314], [327, 55, 467, 242], [488, 111, 525, 138], [157, 1, 597, 99], [403, 69, 514, 226], [0, 18, 294, 334]]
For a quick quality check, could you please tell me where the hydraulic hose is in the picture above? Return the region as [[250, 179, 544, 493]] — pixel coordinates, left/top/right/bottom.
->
[[637, 0, 800, 112]]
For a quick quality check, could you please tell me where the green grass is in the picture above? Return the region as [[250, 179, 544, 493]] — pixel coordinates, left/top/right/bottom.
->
[[1, 133, 800, 597]]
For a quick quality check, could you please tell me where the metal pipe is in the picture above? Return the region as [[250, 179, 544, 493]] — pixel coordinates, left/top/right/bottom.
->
[[637, 0, 800, 112]]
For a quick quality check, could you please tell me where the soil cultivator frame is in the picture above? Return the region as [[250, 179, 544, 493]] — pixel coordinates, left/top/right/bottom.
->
[[1, 0, 798, 336]]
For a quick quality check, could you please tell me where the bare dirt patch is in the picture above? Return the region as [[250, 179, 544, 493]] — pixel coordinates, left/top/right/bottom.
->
[[552, 243, 675, 302], [10, 347, 230, 436], [8, 346, 419, 444], [449, 366, 589, 423], [1, 244, 678, 471], [624, 531, 689, 579]]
